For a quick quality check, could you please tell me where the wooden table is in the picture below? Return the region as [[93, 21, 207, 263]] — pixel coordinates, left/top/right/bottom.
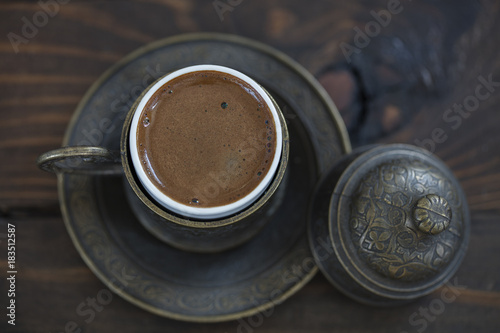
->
[[1, 0, 499, 332]]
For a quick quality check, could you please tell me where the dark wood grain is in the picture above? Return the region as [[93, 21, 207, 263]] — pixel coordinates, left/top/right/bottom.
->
[[1, 0, 499, 332]]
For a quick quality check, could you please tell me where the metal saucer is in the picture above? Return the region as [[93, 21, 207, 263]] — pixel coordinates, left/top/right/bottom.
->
[[58, 33, 350, 322]]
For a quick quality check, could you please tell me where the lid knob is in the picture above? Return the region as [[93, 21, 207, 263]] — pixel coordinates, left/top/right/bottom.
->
[[413, 194, 452, 235]]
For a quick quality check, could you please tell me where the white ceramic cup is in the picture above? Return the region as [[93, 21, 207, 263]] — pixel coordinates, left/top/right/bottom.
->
[[129, 65, 283, 220]]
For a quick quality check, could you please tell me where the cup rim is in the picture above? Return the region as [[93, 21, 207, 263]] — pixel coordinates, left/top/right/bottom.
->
[[129, 64, 283, 219]]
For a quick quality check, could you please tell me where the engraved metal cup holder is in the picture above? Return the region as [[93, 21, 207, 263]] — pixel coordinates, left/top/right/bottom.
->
[[308, 144, 470, 305]]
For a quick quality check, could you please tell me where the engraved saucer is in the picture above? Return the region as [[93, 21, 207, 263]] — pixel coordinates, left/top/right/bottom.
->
[[58, 33, 350, 322]]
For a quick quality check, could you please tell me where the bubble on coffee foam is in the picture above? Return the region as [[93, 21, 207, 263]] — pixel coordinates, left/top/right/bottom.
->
[[221, 102, 228, 109], [150, 99, 159, 110], [143, 116, 150, 127]]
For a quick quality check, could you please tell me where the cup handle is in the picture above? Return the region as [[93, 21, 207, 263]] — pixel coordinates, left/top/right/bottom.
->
[[36, 146, 123, 175]]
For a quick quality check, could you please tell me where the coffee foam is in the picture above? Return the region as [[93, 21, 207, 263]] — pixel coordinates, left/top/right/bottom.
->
[[135, 70, 277, 209]]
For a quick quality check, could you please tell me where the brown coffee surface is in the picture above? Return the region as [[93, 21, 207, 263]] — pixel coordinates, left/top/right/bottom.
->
[[136, 70, 277, 208]]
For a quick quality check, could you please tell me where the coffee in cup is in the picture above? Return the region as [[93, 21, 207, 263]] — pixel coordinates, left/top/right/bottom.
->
[[129, 65, 283, 220]]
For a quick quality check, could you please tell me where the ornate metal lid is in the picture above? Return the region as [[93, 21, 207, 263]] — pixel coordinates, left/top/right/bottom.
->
[[309, 144, 470, 305]]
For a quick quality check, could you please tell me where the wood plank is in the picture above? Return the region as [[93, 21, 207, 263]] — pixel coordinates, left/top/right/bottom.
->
[[0, 0, 499, 331]]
